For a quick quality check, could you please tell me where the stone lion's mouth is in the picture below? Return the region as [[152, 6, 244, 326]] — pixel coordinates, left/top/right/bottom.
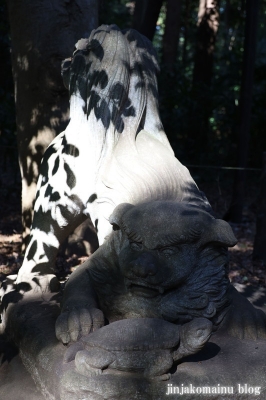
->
[[125, 280, 164, 298]]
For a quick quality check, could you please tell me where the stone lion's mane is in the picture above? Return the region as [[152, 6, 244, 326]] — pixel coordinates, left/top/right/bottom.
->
[[158, 228, 204, 246], [160, 246, 230, 324], [120, 219, 203, 246], [65, 24, 211, 211], [123, 227, 143, 243], [68, 24, 158, 138]]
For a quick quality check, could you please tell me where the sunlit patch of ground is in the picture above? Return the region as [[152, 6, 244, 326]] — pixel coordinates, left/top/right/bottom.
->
[[0, 230, 88, 284], [0, 233, 23, 277]]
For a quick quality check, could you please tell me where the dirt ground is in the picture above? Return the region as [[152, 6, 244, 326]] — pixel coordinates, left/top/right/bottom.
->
[[198, 170, 266, 289]]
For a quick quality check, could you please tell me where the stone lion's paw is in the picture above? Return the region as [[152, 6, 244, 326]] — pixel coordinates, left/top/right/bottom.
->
[[55, 307, 104, 344]]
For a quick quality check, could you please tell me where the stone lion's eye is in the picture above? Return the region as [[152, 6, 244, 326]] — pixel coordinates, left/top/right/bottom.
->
[[130, 242, 143, 251], [159, 247, 177, 256]]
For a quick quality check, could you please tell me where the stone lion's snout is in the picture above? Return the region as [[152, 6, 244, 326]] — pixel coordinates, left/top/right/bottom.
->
[[129, 252, 158, 278]]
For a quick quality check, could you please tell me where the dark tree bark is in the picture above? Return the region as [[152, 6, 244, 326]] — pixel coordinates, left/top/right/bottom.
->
[[132, 0, 163, 41], [225, 0, 259, 222], [187, 0, 220, 158], [0, 3, 13, 110], [253, 152, 266, 264], [162, 0, 182, 73], [7, 0, 98, 248], [182, 0, 190, 68]]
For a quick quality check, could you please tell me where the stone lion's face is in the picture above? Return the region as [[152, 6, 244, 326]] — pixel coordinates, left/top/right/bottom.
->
[[109, 201, 237, 322], [119, 236, 199, 299]]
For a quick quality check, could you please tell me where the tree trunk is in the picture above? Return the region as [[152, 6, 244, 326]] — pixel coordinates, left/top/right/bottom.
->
[[193, 0, 220, 87], [162, 0, 182, 73], [7, 0, 98, 248], [253, 152, 266, 264], [132, 0, 163, 41], [225, 0, 259, 222], [182, 0, 190, 68], [187, 0, 220, 159]]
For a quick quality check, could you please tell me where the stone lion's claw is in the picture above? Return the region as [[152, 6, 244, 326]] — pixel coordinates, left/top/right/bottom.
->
[[55, 307, 104, 344]]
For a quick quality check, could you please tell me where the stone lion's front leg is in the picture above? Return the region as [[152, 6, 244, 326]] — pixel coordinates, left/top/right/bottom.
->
[[56, 306, 105, 344], [15, 202, 87, 294], [15, 135, 90, 294], [56, 260, 105, 344]]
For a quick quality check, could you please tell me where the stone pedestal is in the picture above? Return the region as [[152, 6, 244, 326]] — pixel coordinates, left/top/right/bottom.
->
[[1, 288, 266, 400]]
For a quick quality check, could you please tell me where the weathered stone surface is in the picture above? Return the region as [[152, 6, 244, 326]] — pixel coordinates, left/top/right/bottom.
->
[[72, 317, 212, 379], [0, 333, 45, 400], [1, 201, 264, 398], [168, 332, 266, 399], [56, 201, 238, 343], [2, 289, 266, 399]]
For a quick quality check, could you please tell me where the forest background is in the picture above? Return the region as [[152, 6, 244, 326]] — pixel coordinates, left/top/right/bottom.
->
[[0, 0, 266, 289]]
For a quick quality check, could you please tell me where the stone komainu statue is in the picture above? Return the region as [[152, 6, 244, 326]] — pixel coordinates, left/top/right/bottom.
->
[[2, 25, 266, 400], [13, 24, 210, 293], [54, 200, 266, 388]]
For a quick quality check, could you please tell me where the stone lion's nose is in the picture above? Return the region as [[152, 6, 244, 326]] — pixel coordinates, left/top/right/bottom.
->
[[130, 254, 158, 278]]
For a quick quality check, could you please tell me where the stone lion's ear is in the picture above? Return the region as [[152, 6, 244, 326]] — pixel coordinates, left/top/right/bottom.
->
[[109, 203, 134, 230], [199, 219, 237, 248]]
